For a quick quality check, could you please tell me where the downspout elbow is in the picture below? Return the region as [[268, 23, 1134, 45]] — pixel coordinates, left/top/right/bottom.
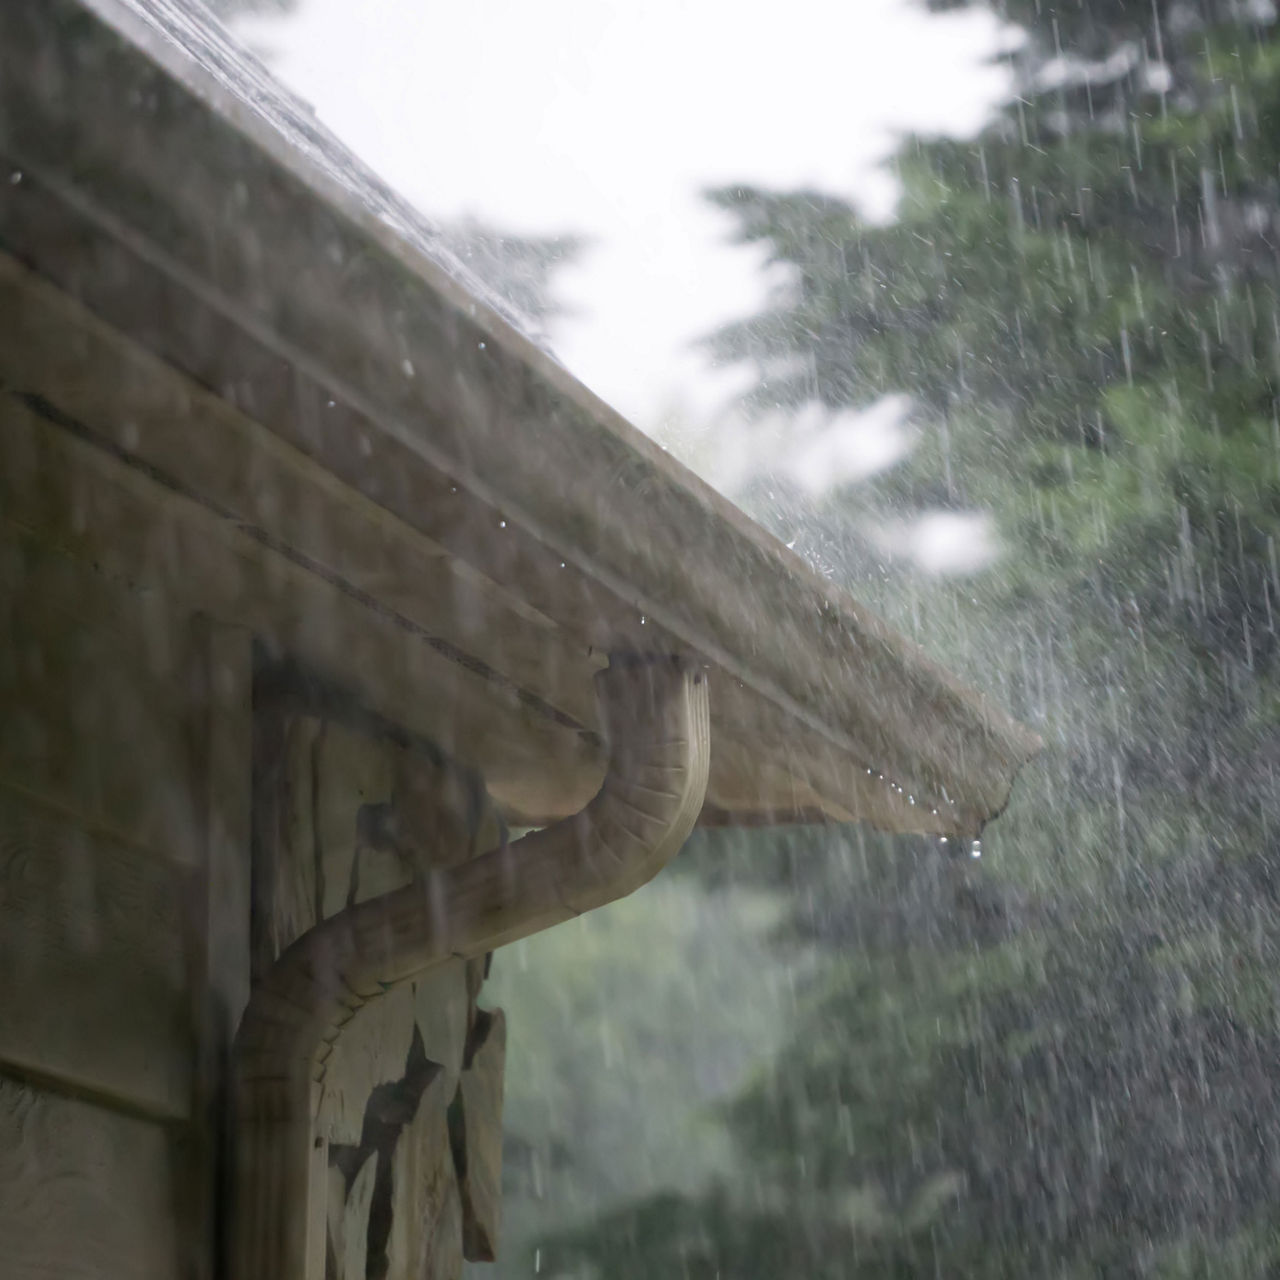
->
[[468, 653, 712, 940]]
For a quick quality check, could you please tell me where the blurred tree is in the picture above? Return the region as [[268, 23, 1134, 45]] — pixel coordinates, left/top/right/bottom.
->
[[481, 875, 798, 1275], [433, 220, 583, 333], [537, 1, 1280, 1276]]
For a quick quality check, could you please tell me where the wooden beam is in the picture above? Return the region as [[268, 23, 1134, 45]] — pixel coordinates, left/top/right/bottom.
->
[[0, 392, 604, 825], [0, 791, 192, 1120], [0, 1078, 182, 1280]]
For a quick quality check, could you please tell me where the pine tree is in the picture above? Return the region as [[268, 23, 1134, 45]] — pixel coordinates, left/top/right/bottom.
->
[[541, 3, 1280, 1275]]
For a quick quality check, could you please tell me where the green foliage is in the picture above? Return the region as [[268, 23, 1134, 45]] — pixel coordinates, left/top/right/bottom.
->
[[543, 2, 1280, 1276], [482, 875, 800, 1273], [432, 220, 585, 330]]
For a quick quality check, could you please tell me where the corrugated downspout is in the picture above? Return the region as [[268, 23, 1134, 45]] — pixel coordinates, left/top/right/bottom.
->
[[229, 655, 711, 1280]]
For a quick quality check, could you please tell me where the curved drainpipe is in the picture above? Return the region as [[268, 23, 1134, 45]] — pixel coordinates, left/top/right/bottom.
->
[[229, 655, 711, 1280]]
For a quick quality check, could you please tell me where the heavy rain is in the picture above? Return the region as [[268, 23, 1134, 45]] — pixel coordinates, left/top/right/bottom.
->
[[5, 0, 1280, 1277]]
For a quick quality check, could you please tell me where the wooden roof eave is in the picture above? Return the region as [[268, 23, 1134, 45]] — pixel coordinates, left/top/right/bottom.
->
[[0, 0, 1041, 837]]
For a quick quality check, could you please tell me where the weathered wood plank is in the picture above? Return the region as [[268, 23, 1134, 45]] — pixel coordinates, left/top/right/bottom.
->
[[0, 1077, 182, 1279], [327, 1152, 376, 1280], [0, 389, 605, 825], [182, 618, 255, 1280], [318, 985, 417, 1149], [387, 1072, 463, 1280], [318, 971, 472, 1276], [258, 713, 323, 967], [456, 1009, 506, 1263], [0, 252, 601, 735], [0, 528, 199, 859], [0, 792, 193, 1118], [195, 617, 255, 1043], [254, 706, 499, 960], [314, 720, 398, 920], [411, 963, 471, 1100]]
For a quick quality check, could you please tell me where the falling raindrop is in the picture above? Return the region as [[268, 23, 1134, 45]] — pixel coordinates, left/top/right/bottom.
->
[[970, 840, 982, 860]]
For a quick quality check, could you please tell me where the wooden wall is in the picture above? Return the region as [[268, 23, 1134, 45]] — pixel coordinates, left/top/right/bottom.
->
[[0, 507, 244, 1277], [0, 258, 504, 1279]]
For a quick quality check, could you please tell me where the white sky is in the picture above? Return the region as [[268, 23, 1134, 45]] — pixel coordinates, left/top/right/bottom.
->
[[235, 0, 1010, 439]]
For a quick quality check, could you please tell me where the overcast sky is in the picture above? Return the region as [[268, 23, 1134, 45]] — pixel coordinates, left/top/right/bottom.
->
[[235, 0, 1010, 435]]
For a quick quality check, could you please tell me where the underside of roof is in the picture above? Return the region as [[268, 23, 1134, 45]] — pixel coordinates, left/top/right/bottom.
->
[[0, 0, 1040, 836]]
